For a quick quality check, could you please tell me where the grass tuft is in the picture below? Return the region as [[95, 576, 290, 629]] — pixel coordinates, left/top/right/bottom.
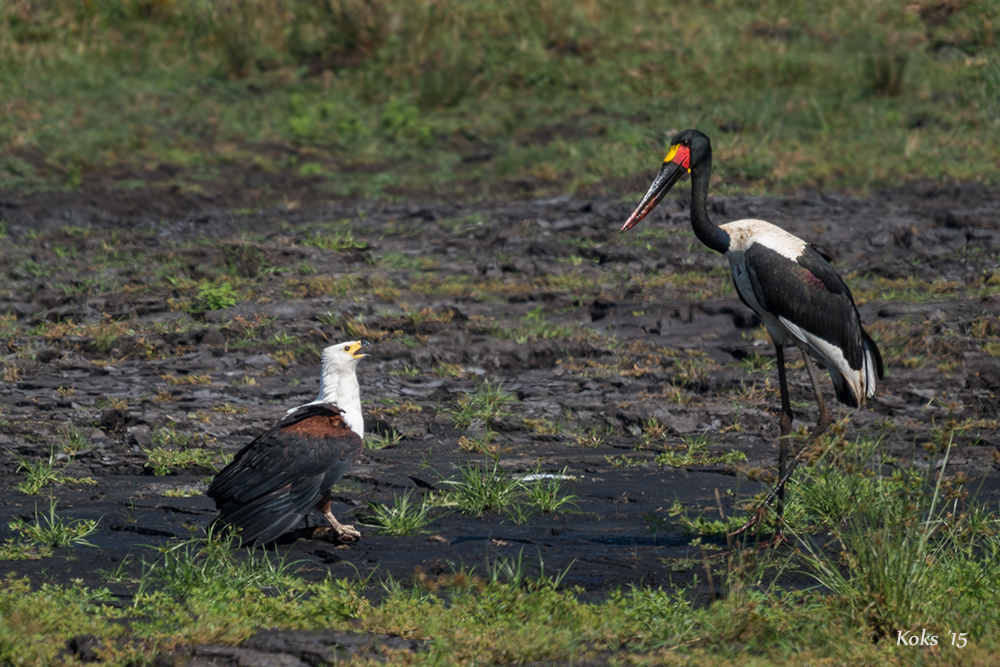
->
[[8, 498, 100, 550], [446, 379, 517, 429], [367, 488, 437, 536]]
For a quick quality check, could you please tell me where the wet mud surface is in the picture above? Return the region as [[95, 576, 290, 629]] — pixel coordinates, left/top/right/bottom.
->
[[1, 181, 999, 644]]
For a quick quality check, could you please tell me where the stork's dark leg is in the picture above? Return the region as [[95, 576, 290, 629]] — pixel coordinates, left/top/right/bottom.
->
[[732, 349, 839, 545], [801, 350, 831, 441], [731, 343, 794, 542], [312, 492, 361, 543], [751, 351, 834, 520], [773, 344, 793, 539]]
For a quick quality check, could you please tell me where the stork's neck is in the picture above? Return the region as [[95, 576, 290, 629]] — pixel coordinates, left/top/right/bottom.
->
[[689, 163, 730, 254], [317, 367, 364, 438]]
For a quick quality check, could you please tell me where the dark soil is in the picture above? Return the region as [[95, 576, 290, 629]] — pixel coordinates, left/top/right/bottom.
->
[[1, 179, 999, 659]]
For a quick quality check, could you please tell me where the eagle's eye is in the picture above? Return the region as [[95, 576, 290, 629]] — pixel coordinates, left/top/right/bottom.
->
[[344, 345, 350, 351]]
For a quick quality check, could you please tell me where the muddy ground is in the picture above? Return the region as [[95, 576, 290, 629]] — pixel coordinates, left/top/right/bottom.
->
[[1, 178, 999, 657]]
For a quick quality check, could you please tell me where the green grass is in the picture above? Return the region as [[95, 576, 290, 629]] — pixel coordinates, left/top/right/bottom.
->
[[789, 430, 1000, 641], [441, 458, 525, 516], [13, 448, 95, 494], [0, 439, 999, 665], [486, 306, 592, 344], [196, 280, 238, 311], [654, 431, 748, 468], [3, 495, 1000, 666], [144, 446, 229, 476], [366, 427, 403, 449], [367, 488, 437, 536], [437, 459, 579, 521], [445, 378, 518, 428], [1, 1, 997, 198], [7, 498, 100, 554], [521, 467, 579, 514], [137, 528, 304, 601]]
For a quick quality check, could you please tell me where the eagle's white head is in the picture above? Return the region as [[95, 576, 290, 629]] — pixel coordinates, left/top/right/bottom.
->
[[321, 340, 371, 370], [288, 340, 371, 437]]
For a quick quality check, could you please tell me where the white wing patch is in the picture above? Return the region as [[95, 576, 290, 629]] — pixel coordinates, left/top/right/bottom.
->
[[779, 317, 873, 406], [721, 219, 807, 260]]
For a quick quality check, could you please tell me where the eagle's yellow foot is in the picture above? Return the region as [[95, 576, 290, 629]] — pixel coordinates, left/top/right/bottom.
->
[[318, 502, 361, 542]]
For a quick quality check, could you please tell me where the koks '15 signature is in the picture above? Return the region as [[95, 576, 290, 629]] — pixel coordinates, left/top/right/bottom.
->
[[897, 630, 968, 648]]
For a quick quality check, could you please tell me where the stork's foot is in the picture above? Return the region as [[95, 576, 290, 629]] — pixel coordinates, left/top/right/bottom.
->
[[729, 507, 788, 548], [729, 504, 768, 539], [751, 530, 788, 550]]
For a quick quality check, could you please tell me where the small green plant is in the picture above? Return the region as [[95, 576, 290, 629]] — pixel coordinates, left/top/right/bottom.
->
[[433, 363, 463, 378], [270, 332, 298, 347], [522, 468, 578, 514], [0, 539, 43, 560], [197, 281, 238, 310], [674, 353, 716, 387], [144, 446, 227, 476], [367, 428, 403, 449], [303, 229, 368, 251], [150, 423, 202, 448], [739, 351, 775, 375], [654, 432, 747, 467], [446, 379, 517, 428], [212, 403, 248, 415], [574, 426, 604, 448], [367, 489, 436, 536], [61, 424, 89, 456], [9, 498, 100, 549], [138, 528, 302, 599], [458, 429, 498, 453], [99, 555, 137, 584], [487, 307, 586, 343], [440, 460, 578, 519], [380, 399, 422, 416], [635, 418, 668, 450], [91, 318, 130, 352], [161, 487, 202, 498], [665, 500, 745, 536], [442, 459, 523, 516], [15, 449, 73, 495]]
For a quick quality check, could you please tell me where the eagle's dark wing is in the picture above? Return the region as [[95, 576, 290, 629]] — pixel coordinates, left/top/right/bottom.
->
[[207, 403, 363, 545]]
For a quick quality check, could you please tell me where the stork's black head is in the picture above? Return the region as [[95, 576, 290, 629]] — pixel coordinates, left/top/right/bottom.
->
[[669, 129, 712, 171], [621, 128, 713, 232]]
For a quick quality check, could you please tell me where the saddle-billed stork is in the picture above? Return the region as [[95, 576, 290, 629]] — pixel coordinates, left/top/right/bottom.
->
[[621, 129, 883, 540]]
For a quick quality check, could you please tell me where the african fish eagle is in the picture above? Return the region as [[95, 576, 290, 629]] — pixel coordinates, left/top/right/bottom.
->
[[207, 340, 371, 545]]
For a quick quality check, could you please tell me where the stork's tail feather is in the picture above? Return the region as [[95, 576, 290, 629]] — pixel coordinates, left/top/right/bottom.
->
[[862, 329, 884, 390], [828, 369, 861, 409], [826, 330, 883, 409]]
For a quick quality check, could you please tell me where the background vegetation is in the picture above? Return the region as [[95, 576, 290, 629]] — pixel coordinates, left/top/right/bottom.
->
[[1, 0, 998, 199]]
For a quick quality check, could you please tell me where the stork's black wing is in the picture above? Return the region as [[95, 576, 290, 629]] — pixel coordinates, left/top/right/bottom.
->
[[207, 403, 363, 545], [743, 243, 867, 372]]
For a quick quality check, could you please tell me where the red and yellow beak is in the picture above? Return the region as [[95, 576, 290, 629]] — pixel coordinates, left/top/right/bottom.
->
[[621, 143, 692, 233]]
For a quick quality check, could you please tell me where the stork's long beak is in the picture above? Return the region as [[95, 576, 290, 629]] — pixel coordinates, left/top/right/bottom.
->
[[621, 160, 686, 233]]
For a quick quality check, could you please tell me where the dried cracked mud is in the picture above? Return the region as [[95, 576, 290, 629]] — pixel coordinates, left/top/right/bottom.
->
[[1, 179, 999, 662]]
